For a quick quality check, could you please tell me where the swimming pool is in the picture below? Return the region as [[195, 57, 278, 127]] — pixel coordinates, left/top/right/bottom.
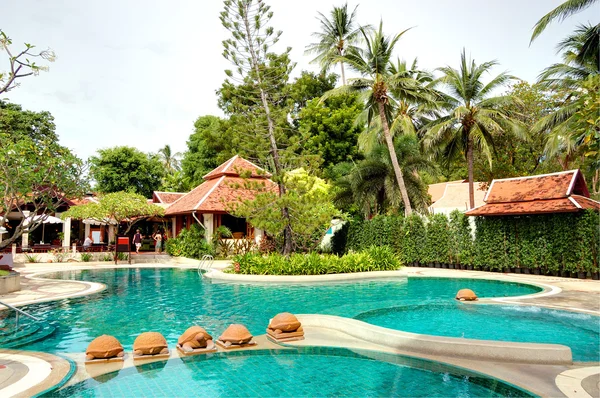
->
[[354, 303, 600, 362], [48, 347, 535, 397], [21, 269, 544, 355]]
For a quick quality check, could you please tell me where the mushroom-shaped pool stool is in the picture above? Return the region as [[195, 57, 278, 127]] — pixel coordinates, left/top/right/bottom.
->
[[133, 332, 170, 360], [85, 335, 124, 363], [176, 326, 217, 355], [267, 312, 304, 342], [216, 324, 256, 349], [455, 289, 478, 301]]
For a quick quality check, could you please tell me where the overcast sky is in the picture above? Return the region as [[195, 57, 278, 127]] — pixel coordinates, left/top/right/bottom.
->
[[3, 0, 598, 161]]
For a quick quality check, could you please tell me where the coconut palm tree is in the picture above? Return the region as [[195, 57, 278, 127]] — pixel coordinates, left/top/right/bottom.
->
[[158, 144, 182, 174], [422, 50, 524, 209], [324, 22, 418, 214], [334, 135, 435, 218], [305, 3, 364, 85], [530, 0, 598, 43]]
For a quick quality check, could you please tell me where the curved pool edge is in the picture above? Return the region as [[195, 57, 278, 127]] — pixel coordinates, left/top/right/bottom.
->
[[294, 314, 573, 365], [204, 269, 407, 283]]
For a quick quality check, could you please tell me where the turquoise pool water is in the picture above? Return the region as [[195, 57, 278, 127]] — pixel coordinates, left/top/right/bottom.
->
[[354, 303, 600, 362], [22, 269, 543, 355], [48, 347, 534, 397]]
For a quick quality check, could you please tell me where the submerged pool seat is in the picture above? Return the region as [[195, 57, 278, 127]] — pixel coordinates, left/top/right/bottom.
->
[[133, 331, 170, 359], [216, 324, 256, 349], [455, 288, 478, 301], [85, 335, 124, 363], [176, 325, 217, 355], [266, 312, 305, 342]]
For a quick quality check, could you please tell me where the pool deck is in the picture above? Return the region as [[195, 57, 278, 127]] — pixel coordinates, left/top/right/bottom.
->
[[0, 262, 598, 397]]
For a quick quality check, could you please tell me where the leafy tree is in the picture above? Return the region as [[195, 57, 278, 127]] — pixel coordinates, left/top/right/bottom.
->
[[158, 144, 182, 173], [288, 71, 337, 119], [89, 146, 164, 198], [333, 135, 434, 218], [181, 115, 234, 188], [0, 106, 86, 249], [423, 49, 524, 209], [0, 30, 56, 95], [298, 92, 363, 172], [220, 0, 296, 253], [305, 3, 364, 85], [530, 0, 597, 43], [328, 22, 416, 215]]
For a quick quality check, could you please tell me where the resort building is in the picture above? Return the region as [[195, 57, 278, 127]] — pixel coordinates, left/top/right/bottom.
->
[[428, 180, 486, 214], [164, 155, 276, 243], [465, 170, 600, 216]]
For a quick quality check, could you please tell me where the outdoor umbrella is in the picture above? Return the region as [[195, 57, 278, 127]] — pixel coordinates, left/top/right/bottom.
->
[[32, 215, 63, 244]]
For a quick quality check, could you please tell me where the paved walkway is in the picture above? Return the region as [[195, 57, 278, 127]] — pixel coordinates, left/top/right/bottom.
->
[[0, 262, 598, 397]]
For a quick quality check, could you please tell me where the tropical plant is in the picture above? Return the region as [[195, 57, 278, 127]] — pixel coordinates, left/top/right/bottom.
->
[[423, 49, 523, 209], [530, 0, 598, 43], [24, 253, 40, 263], [334, 135, 435, 217], [80, 252, 93, 262], [326, 22, 417, 215], [158, 144, 182, 174], [101, 254, 113, 262], [305, 3, 364, 85]]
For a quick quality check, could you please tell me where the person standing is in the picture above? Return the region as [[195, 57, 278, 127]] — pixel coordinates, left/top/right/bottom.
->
[[133, 229, 143, 254], [152, 230, 163, 254], [83, 234, 93, 251]]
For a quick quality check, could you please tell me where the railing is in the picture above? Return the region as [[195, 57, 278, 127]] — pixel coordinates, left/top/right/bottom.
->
[[197, 255, 215, 277], [0, 300, 42, 330]]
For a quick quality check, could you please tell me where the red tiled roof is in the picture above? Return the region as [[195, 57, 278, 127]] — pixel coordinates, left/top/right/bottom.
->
[[165, 156, 277, 215], [466, 170, 599, 216], [203, 155, 271, 180], [152, 191, 186, 204]]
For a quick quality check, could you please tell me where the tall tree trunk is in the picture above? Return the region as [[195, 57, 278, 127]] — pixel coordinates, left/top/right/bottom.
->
[[378, 102, 412, 215], [340, 62, 346, 86], [467, 134, 475, 210], [241, 3, 293, 254]]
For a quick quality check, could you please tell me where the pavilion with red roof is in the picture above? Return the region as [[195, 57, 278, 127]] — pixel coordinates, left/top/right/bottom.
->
[[165, 155, 277, 242], [465, 170, 600, 217]]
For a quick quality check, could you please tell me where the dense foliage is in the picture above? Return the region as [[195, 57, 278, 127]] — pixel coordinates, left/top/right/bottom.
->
[[165, 224, 214, 259], [89, 146, 164, 198], [336, 210, 599, 275], [232, 245, 400, 275]]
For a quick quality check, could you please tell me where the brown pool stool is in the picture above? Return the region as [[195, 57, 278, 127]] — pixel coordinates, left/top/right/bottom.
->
[[133, 332, 170, 360], [267, 312, 305, 343], [216, 324, 256, 349], [85, 335, 124, 364], [176, 326, 217, 355], [456, 288, 478, 301]]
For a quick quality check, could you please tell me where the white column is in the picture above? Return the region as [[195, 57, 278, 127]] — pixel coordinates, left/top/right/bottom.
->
[[62, 217, 71, 249], [12, 244, 16, 257], [203, 214, 214, 244], [254, 228, 264, 245], [21, 210, 30, 248], [84, 222, 91, 238]]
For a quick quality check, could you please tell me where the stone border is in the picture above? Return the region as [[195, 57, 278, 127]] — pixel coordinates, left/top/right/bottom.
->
[[556, 366, 600, 398], [295, 314, 573, 364], [204, 269, 406, 283]]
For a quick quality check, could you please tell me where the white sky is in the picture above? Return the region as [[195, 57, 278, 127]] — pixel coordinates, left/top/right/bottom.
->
[[3, 0, 598, 161]]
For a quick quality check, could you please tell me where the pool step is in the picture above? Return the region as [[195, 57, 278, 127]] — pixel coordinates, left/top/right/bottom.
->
[[0, 321, 56, 348]]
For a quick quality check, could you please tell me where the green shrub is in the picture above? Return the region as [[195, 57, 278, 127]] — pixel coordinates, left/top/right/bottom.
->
[[232, 246, 401, 275], [117, 252, 128, 261], [101, 254, 113, 261], [165, 224, 214, 259], [424, 214, 451, 264], [80, 253, 93, 262], [344, 216, 403, 253], [24, 253, 40, 263], [449, 210, 474, 266], [399, 214, 426, 265]]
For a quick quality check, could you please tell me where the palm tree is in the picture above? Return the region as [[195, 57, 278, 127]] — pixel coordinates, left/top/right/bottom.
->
[[325, 22, 417, 214], [423, 50, 523, 209], [158, 144, 182, 174], [305, 3, 363, 85], [530, 0, 598, 43], [334, 135, 435, 218]]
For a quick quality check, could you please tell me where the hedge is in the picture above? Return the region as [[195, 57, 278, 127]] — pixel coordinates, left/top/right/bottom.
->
[[333, 209, 599, 275], [231, 246, 401, 275]]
